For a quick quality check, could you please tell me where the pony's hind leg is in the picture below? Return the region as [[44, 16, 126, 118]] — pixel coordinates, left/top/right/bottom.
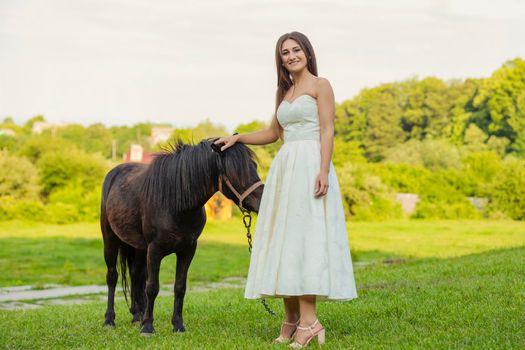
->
[[102, 231, 120, 327], [140, 244, 163, 335], [172, 241, 198, 332], [129, 248, 147, 324]]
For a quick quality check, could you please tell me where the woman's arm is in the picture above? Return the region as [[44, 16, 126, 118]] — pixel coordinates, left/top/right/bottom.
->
[[238, 115, 281, 145], [314, 77, 335, 197]]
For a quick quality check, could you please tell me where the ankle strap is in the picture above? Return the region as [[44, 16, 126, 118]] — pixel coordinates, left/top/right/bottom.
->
[[297, 319, 319, 335], [283, 320, 300, 326]]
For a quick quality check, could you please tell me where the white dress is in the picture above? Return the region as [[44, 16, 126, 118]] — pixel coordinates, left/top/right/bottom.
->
[[244, 94, 358, 301]]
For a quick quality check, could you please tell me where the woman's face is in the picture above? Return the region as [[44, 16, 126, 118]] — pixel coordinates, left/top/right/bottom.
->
[[280, 38, 308, 74]]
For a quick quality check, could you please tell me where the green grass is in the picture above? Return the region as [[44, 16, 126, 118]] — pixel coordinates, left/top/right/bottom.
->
[[1, 247, 523, 349], [0, 219, 524, 287]]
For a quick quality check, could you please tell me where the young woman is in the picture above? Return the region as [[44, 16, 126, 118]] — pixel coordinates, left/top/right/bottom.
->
[[214, 31, 357, 348]]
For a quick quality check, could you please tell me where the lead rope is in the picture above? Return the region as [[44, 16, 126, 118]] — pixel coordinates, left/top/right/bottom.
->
[[241, 207, 275, 316]]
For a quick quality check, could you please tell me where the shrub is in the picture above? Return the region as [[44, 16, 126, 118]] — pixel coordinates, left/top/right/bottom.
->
[[37, 148, 108, 197], [0, 197, 46, 221], [486, 158, 525, 220], [384, 139, 461, 171], [413, 171, 481, 219], [458, 151, 503, 197], [0, 150, 40, 200], [337, 163, 403, 221], [367, 163, 431, 193], [43, 202, 81, 224], [48, 184, 101, 222], [413, 201, 481, 219]]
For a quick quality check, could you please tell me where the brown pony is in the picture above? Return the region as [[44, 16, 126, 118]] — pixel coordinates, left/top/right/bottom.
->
[[100, 138, 263, 334]]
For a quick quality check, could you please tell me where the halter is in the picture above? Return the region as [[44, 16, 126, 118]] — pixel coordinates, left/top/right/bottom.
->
[[218, 175, 263, 212]]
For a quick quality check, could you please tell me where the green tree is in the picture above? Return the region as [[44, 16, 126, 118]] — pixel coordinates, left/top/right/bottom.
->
[[110, 123, 153, 157], [57, 123, 113, 157], [23, 115, 45, 133], [171, 119, 229, 144], [471, 58, 525, 156], [400, 77, 452, 140], [18, 135, 78, 163], [337, 83, 405, 161]]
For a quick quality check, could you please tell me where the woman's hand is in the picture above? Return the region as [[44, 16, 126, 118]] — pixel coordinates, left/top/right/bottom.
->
[[314, 171, 329, 197], [214, 134, 241, 151]]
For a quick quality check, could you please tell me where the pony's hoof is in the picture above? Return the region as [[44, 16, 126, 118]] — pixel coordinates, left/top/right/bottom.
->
[[140, 324, 155, 335], [173, 325, 186, 333], [103, 320, 115, 328], [131, 314, 142, 325]]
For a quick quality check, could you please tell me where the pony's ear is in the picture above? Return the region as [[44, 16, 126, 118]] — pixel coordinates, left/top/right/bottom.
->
[[210, 138, 224, 155]]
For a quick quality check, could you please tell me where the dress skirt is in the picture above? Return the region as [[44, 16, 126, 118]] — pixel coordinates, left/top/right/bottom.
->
[[244, 139, 358, 301]]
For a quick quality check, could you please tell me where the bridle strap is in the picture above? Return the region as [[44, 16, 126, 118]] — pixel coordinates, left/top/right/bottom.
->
[[218, 175, 263, 210]]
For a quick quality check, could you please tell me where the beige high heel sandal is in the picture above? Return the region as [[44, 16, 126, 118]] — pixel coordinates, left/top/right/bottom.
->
[[288, 319, 325, 348], [274, 320, 300, 343]]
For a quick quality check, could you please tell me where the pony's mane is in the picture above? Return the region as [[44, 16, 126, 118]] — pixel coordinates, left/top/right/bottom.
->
[[139, 138, 258, 214]]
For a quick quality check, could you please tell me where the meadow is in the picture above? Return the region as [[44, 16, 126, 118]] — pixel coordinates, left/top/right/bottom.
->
[[0, 219, 524, 348]]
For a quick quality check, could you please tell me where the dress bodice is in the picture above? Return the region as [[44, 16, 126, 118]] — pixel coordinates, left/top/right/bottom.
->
[[276, 94, 320, 143]]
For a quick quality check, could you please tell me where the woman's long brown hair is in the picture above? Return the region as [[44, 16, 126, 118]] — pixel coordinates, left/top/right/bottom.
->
[[274, 31, 318, 113]]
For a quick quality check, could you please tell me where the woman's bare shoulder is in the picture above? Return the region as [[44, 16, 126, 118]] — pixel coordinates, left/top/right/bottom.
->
[[314, 77, 333, 97]]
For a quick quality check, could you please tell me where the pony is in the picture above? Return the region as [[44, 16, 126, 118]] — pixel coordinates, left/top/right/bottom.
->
[[100, 138, 263, 334]]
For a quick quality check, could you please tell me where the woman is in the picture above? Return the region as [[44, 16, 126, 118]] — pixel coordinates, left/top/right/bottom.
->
[[214, 31, 357, 348]]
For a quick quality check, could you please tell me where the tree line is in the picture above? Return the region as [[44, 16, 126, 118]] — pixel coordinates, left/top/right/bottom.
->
[[0, 58, 524, 222]]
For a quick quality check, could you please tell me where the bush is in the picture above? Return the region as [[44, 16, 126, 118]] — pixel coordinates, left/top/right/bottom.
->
[[413, 201, 481, 219], [0, 197, 46, 221], [367, 163, 431, 193], [37, 148, 108, 197], [48, 184, 101, 222], [337, 163, 403, 221], [43, 202, 81, 224], [384, 139, 461, 171], [413, 171, 481, 219], [458, 151, 503, 197], [0, 150, 40, 200], [486, 158, 525, 220]]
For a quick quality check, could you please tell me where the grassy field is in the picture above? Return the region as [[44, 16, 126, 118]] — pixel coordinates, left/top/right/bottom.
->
[[0, 219, 524, 287], [0, 246, 523, 349], [0, 219, 524, 348]]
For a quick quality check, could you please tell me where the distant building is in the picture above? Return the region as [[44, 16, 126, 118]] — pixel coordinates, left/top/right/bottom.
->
[[467, 197, 488, 211], [395, 193, 487, 215], [395, 193, 420, 214], [205, 193, 234, 220], [32, 121, 67, 134], [0, 128, 16, 136], [149, 127, 175, 145], [123, 144, 155, 164]]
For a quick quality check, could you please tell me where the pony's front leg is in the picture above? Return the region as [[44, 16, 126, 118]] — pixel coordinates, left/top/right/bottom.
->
[[172, 241, 198, 332], [140, 244, 163, 335]]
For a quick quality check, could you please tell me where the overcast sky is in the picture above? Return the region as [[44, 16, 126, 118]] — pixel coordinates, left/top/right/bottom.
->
[[1, 0, 524, 132]]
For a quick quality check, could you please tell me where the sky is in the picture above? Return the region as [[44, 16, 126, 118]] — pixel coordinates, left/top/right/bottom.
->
[[1, 0, 524, 132]]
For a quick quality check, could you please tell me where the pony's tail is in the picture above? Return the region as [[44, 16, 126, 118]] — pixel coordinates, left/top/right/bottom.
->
[[118, 243, 131, 307]]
